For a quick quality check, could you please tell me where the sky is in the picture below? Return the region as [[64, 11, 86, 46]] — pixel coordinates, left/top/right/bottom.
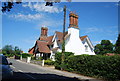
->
[[1, 2, 119, 53]]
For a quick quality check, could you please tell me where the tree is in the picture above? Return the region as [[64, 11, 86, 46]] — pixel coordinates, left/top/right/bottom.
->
[[2, 45, 14, 56], [2, 1, 57, 13], [14, 46, 22, 55], [2, 45, 22, 57], [115, 34, 120, 54], [2, 1, 21, 12], [94, 40, 114, 55]]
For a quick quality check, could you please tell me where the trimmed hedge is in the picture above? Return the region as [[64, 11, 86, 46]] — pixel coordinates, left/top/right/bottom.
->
[[44, 59, 55, 65], [54, 52, 74, 70], [55, 53, 120, 81], [22, 53, 32, 58]]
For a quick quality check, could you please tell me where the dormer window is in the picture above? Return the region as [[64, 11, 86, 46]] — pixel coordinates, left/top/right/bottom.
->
[[85, 45, 88, 52]]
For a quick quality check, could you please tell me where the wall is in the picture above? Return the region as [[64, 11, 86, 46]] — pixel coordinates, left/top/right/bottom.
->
[[65, 27, 86, 55]]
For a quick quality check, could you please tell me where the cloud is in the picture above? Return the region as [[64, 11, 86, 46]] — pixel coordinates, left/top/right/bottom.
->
[[9, 13, 43, 21], [110, 40, 117, 44], [39, 19, 63, 27], [93, 41, 101, 46], [85, 27, 100, 33], [22, 2, 63, 13]]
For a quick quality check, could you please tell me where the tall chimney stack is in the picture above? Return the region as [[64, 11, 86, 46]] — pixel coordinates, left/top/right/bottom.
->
[[69, 11, 79, 28], [41, 27, 48, 37]]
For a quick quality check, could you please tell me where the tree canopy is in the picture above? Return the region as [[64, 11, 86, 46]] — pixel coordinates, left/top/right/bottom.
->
[[94, 40, 114, 55], [2, 45, 22, 57], [115, 34, 120, 54], [2, 1, 58, 13]]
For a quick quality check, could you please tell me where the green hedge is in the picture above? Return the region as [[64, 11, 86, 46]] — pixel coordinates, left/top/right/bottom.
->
[[54, 52, 74, 70], [22, 53, 32, 58], [55, 53, 120, 80], [5, 54, 14, 57], [44, 59, 55, 65], [69, 55, 120, 80]]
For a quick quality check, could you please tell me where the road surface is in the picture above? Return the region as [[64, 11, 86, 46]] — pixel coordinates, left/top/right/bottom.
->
[[2, 58, 81, 81]]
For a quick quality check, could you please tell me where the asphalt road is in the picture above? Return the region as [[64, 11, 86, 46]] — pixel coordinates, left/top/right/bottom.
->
[[2, 59, 81, 81]]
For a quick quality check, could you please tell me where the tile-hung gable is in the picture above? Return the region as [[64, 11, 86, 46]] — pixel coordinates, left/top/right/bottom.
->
[[28, 12, 95, 60]]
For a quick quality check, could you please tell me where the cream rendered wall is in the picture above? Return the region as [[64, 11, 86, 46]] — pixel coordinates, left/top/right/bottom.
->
[[53, 39, 59, 48], [83, 40, 96, 55], [65, 27, 86, 55]]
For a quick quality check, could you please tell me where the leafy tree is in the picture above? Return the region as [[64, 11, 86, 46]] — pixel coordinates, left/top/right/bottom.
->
[[14, 46, 22, 55], [94, 40, 114, 55], [2, 1, 58, 13], [2, 45, 14, 56], [2, 45, 22, 57], [2, 1, 21, 12], [115, 34, 120, 54]]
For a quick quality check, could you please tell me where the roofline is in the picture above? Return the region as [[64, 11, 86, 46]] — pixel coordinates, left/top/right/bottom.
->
[[86, 36, 94, 49]]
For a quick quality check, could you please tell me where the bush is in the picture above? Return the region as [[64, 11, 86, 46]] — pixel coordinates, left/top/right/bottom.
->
[[22, 53, 32, 58], [66, 55, 120, 81], [54, 52, 74, 70], [5, 54, 14, 57], [55, 54, 120, 80], [45, 59, 55, 65]]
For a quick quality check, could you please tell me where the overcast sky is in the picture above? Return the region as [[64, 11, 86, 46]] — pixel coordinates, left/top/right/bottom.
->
[[1, 2, 119, 53]]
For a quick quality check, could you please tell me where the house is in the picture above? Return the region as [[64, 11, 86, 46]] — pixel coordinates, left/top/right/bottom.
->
[[28, 12, 95, 61]]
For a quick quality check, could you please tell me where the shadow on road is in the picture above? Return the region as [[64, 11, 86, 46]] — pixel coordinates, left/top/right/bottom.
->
[[2, 72, 82, 81]]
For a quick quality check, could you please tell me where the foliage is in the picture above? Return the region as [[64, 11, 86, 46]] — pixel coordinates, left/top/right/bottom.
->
[[55, 55, 120, 81], [2, 1, 59, 13], [115, 34, 120, 54], [54, 52, 74, 70], [44, 59, 55, 65], [14, 46, 22, 55], [2, 45, 22, 57], [2, 1, 21, 12], [22, 53, 32, 58], [2, 45, 14, 55], [94, 40, 114, 55], [5, 54, 14, 57]]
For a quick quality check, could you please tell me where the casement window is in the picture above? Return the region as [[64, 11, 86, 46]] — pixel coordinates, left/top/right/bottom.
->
[[85, 45, 88, 52]]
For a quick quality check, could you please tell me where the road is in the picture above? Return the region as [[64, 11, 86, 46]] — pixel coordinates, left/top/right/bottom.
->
[[3, 59, 81, 81]]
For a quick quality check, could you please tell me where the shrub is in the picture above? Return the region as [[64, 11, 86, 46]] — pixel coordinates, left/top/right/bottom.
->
[[22, 53, 32, 58], [54, 52, 74, 70], [55, 53, 120, 80], [5, 54, 14, 57], [66, 55, 120, 81], [44, 59, 55, 65]]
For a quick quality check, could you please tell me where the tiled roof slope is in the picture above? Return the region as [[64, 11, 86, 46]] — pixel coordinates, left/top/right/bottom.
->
[[80, 35, 87, 41], [36, 40, 51, 53]]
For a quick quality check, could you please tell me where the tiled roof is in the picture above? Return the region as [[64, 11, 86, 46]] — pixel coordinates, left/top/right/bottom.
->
[[40, 36, 48, 41], [51, 47, 59, 52], [55, 31, 68, 43], [28, 47, 34, 54], [47, 36, 53, 45], [28, 46, 34, 52], [36, 40, 51, 53], [80, 35, 88, 41], [105, 53, 120, 56]]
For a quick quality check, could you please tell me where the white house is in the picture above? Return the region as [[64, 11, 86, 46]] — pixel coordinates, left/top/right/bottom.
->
[[28, 12, 95, 61]]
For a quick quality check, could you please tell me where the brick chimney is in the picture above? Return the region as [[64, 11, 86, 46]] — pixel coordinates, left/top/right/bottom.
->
[[69, 11, 78, 28], [41, 27, 48, 37]]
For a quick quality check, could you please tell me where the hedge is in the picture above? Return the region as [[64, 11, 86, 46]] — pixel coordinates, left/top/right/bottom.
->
[[54, 52, 74, 70], [44, 59, 55, 65], [55, 53, 120, 81], [22, 53, 32, 58]]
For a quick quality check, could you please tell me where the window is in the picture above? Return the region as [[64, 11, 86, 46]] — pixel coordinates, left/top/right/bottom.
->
[[85, 45, 88, 52]]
